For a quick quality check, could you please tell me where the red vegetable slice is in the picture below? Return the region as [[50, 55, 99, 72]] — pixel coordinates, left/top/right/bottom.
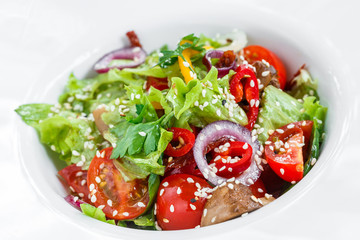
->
[[87, 147, 149, 220], [230, 64, 259, 130], [156, 174, 212, 230], [164, 151, 203, 178], [193, 120, 261, 186], [58, 164, 90, 203], [264, 121, 313, 183], [126, 30, 142, 48], [164, 127, 195, 157], [146, 76, 169, 91], [210, 141, 253, 178]]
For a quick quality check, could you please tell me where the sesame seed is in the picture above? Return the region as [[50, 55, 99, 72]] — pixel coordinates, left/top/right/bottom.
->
[[81, 180, 86, 186], [177, 187, 182, 195], [250, 99, 255, 107], [159, 189, 164, 196], [107, 199, 113, 207], [228, 183, 234, 189], [251, 195, 258, 202], [276, 101, 280, 106], [79, 193, 84, 198], [280, 168, 285, 175], [203, 101, 209, 107], [162, 182, 169, 187], [241, 212, 248, 217], [215, 124, 222, 130], [269, 146, 274, 151], [98, 205, 105, 210], [268, 129, 274, 135], [123, 212, 129, 217], [228, 167, 233, 172], [211, 216, 216, 223], [265, 141, 272, 145], [183, 61, 190, 67], [212, 99, 217, 104], [250, 80, 255, 87], [163, 218, 169, 223], [255, 100, 260, 107], [138, 131, 146, 137], [219, 166, 226, 172], [216, 109, 221, 116], [287, 124, 295, 129], [258, 188, 264, 193], [276, 129, 284, 134], [89, 183, 95, 191], [265, 193, 272, 199], [291, 181, 296, 184], [51, 145, 56, 151], [203, 208, 208, 217], [262, 71, 270, 77], [72, 150, 80, 156], [202, 89, 206, 97], [99, 163, 105, 169], [135, 94, 141, 99], [96, 151, 101, 158], [194, 101, 199, 106], [75, 171, 83, 177], [243, 143, 248, 149], [95, 177, 101, 183], [311, 158, 317, 166], [91, 195, 97, 203], [187, 177, 194, 183], [138, 202, 146, 207], [247, 178, 254, 185]]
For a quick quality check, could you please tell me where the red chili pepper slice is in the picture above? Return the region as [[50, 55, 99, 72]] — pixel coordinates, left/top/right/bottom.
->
[[164, 127, 195, 157], [230, 64, 259, 130], [164, 151, 203, 178], [126, 31, 142, 48], [210, 141, 253, 178]]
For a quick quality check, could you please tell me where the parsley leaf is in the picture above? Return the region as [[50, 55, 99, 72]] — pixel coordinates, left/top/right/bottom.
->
[[158, 34, 205, 68]]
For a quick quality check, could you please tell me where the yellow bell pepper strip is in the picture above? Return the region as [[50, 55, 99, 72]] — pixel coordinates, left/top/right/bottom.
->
[[178, 40, 213, 83]]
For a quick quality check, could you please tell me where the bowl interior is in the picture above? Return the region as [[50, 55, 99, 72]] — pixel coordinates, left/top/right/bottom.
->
[[16, 6, 352, 240]]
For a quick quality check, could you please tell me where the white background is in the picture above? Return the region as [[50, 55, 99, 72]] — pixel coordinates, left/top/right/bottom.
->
[[1, 0, 359, 239]]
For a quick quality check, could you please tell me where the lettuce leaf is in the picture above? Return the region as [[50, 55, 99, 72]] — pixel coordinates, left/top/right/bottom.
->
[[288, 69, 319, 100], [257, 86, 303, 143], [16, 104, 103, 168], [166, 67, 248, 128], [80, 204, 115, 225]]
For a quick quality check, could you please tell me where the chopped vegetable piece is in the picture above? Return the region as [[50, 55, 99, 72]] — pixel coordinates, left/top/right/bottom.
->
[[164, 127, 195, 157]]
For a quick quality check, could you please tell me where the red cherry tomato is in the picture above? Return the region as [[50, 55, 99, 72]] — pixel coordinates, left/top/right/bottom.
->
[[243, 45, 287, 89], [146, 76, 169, 91], [58, 164, 90, 203], [156, 174, 212, 230], [87, 147, 149, 220], [264, 121, 313, 183], [210, 141, 253, 178], [164, 127, 195, 157]]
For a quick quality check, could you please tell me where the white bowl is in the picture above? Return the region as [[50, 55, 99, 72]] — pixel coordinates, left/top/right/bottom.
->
[[15, 2, 352, 240]]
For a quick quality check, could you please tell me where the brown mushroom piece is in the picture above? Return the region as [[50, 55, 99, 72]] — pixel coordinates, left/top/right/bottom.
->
[[92, 106, 109, 135], [200, 182, 275, 227], [252, 61, 280, 91]]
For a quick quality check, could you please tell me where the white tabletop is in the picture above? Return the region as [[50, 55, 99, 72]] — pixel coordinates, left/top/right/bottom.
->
[[1, 0, 359, 239]]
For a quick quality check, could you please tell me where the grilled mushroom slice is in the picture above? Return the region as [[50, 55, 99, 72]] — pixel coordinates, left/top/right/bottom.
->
[[201, 182, 275, 227]]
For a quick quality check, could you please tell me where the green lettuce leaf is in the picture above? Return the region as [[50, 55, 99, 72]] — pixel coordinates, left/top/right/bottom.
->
[[166, 67, 248, 127], [288, 69, 319, 100], [80, 204, 115, 225], [257, 86, 303, 143], [16, 104, 103, 168]]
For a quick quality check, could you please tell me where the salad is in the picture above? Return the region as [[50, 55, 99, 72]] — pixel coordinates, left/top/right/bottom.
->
[[16, 30, 327, 230]]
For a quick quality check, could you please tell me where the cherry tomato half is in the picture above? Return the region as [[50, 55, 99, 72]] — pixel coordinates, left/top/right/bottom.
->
[[243, 45, 287, 89], [164, 151, 203, 178], [58, 164, 90, 203], [156, 174, 212, 230], [264, 121, 313, 182], [87, 147, 149, 220]]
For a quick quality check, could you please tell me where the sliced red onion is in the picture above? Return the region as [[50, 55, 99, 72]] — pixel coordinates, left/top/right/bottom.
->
[[94, 46, 146, 73], [202, 50, 236, 78], [65, 195, 86, 210], [193, 120, 260, 186]]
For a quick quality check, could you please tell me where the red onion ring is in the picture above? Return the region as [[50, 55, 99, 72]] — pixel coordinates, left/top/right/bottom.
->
[[65, 195, 85, 210], [193, 120, 261, 186], [202, 50, 237, 78], [94, 47, 146, 73]]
